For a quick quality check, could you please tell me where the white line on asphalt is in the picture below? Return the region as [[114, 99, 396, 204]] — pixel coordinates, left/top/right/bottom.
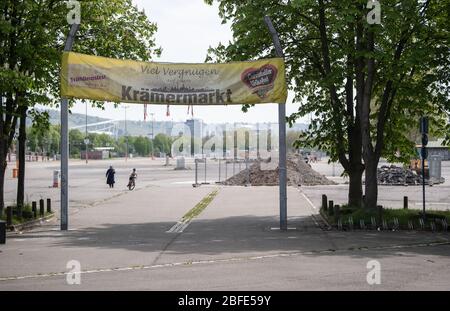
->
[[300, 191, 317, 210], [1, 240, 449, 282], [166, 220, 191, 233]]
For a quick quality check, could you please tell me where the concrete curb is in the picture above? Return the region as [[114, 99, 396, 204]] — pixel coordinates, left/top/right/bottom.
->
[[9, 213, 55, 232]]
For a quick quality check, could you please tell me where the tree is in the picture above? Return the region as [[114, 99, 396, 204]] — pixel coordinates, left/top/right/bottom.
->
[[133, 136, 151, 156], [286, 131, 302, 152], [69, 129, 84, 158], [0, 0, 161, 214], [153, 133, 172, 155], [205, 0, 449, 209]]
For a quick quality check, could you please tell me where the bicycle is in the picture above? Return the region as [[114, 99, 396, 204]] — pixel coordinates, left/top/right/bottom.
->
[[127, 178, 136, 190]]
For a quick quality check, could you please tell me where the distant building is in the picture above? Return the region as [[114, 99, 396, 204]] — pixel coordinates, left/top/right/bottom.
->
[[185, 118, 203, 140], [427, 139, 450, 160]]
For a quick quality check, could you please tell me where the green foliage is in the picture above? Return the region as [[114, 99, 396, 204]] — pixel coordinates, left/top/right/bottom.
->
[[0, 203, 54, 224], [153, 133, 172, 155], [205, 0, 449, 164], [27, 123, 60, 156], [322, 204, 450, 230], [27, 124, 173, 158]]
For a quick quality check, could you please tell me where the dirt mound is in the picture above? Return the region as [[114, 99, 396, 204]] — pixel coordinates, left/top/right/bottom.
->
[[222, 154, 336, 186]]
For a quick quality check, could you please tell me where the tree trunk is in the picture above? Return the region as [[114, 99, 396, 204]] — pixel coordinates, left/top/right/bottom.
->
[[16, 107, 27, 217], [364, 159, 379, 210], [0, 143, 6, 216], [348, 164, 364, 208]]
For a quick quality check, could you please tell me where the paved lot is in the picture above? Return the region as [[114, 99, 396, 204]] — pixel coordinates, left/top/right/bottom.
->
[[0, 158, 449, 290]]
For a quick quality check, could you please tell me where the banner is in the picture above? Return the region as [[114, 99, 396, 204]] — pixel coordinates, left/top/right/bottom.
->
[[61, 52, 287, 105]]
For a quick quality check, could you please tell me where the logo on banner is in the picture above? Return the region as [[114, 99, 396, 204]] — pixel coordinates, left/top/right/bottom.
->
[[69, 67, 108, 90], [241, 64, 278, 99]]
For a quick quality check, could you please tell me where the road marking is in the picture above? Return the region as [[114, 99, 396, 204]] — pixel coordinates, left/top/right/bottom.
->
[[1, 240, 449, 282], [300, 191, 317, 210], [167, 220, 190, 233], [166, 189, 219, 233]]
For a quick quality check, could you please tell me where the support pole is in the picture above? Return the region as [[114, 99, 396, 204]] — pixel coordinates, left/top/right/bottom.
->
[[264, 16, 287, 230], [61, 23, 79, 231]]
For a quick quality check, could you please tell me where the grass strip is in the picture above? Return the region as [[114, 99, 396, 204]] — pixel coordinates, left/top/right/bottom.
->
[[321, 204, 450, 230], [182, 189, 219, 222]]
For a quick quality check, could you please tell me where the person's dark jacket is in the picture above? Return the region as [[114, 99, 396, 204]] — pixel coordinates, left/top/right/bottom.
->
[[106, 168, 115, 185]]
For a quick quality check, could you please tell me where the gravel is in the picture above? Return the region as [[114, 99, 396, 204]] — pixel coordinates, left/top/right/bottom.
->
[[222, 154, 336, 186]]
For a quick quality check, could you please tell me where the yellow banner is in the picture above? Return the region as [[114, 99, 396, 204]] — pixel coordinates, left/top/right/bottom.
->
[[61, 52, 287, 105]]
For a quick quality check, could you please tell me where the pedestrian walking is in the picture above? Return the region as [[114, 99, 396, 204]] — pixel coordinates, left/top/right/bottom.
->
[[106, 165, 116, 188]]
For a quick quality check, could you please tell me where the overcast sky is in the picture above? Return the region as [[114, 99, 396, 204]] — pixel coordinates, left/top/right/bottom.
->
[[70, 0, 304, 124]]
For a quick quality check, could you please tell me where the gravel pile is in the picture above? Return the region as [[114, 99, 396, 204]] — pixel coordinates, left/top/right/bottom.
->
[[377, 165, 445, 185], [377, 165, 421, 185], [222, 154, 336, 186]]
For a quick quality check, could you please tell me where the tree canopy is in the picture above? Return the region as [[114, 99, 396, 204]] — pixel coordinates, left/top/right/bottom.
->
[[0, 0, 161, 213], [205, 0, 449, 209]]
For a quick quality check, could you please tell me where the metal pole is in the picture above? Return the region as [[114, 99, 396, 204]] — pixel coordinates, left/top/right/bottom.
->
[[422, 155, 426, 220], [225, 161, 228, 180], [195, 159, 198, 186], [85, 101, 88, 164], [222, 128, 226, 159], [61, 23, 79, 231], [233, 123, 236, 175], [256, 122, 260, 159], [246, 157, 250, 186], [218, 158, 221, 182], [264, 16, 287, 230], [151, 112, 154, 159]]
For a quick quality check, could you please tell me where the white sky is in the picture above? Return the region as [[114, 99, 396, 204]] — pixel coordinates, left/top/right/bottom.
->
[[70, 0, 304, 124]]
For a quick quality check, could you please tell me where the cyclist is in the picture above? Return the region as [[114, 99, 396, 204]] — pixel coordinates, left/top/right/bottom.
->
[[127, 168, 137, 189]]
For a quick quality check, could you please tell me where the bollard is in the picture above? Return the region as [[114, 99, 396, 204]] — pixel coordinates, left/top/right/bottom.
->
[[53, 170, 59, 188], [328, 200, 334, 216], [39, 199, 45, 216], [32, 201, 37, 218], [334, 204, 340, 219], [377, 205, 383, 226], [403, 196, 408, 210], [194, 159, 198, 187], [47, 198, 52, 213], [0, 220, 5, 244], [322, 195, 328, 212], [165, 155, 170, 166], [6, 206, 13, 227]]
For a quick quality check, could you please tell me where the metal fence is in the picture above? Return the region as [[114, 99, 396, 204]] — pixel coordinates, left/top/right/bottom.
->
[[193, 157, 253, 186]]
